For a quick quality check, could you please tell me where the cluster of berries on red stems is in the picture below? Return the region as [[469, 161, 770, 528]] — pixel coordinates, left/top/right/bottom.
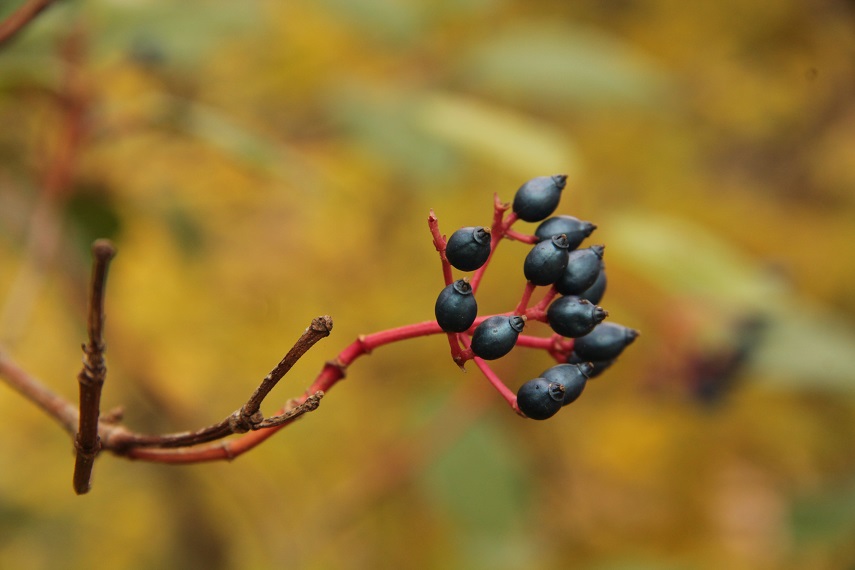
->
[[431, 175, 638, 420]]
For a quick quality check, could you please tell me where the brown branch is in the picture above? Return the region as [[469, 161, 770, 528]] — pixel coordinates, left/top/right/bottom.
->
[[0, 0, 59, 47], [240, 316, 332, 421], [0, 235, 334, 478], [102, 318, 332, 453], [72, 239, 116, 495], [0, 349, 79, 432], [254, 391, 324, 428], [104, 392, 324, 450], [0, 314, 329, 467]]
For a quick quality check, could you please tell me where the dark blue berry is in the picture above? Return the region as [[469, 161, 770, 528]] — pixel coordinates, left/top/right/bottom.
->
[[445, 226, 492, 271], [555, 245, 605, 296], [512, 175, 567, 222], [578, 261, 606, 305], [547, 296, 608, 338], [523, 234, 570, 286], [573, 322, 638, 361], [541, 362, 592, 405], [435, 279, 478, 333], [568, 354, 613, 379], [534, 215, 596, 250], [517, 378, 564, 420], [470, 315, 525, 360]]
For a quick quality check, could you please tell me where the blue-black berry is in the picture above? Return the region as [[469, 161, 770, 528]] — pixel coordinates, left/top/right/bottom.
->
[[547, 296, 608, 338], [445, 226, 491, 271], [534, 215, 596, 250], [434, 279, 478, 333], [517, 378, 564, 420], [555, 245, 605, 296], [578, 261, 606, 305], [470, 315, 525, 360], [523, 234, 570, 286], [541, 362, 593, 405], [568, 354, 613, 379], [512, 175, 567, 222], [573, 322, 638, 361]]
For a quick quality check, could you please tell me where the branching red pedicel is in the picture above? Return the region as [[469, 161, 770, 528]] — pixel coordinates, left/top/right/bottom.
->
[[0, 174, 638, 491], [429, 175, 638, 419]]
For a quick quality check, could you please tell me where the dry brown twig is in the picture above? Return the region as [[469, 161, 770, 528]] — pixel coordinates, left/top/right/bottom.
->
[[0, 240, 332, 494], [0, 0, 60, 47], [72, 239, 115, 494]]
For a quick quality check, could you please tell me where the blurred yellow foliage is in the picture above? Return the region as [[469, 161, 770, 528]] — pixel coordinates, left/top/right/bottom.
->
[[1, 0, 855, 569]]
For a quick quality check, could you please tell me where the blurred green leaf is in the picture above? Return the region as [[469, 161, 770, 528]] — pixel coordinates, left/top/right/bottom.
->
[[606, 213, 785, 307], [456, 22, 672, 109], [421, 419, 529, 533], [791, 478, 855, 544], [326, 82, 460, 180], [752, 308, 855, 392], [608, 212, 855, 392], [314, 0, 426, 44], [64, 183, 123, 254], [163, 199, 206, 258], [415, 91, 580, 179], [90, 0, 260, 65]]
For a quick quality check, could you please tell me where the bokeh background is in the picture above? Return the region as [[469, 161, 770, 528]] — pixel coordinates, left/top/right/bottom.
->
[[2, 1, 855, 568]]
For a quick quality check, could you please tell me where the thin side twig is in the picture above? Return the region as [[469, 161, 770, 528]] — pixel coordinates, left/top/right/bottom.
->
[[103, 318, 332, 451], [427, 209, 453, 286], [240, 316, 333, 422], [72, 239, 116, 495], [254, 391, 324, 428]]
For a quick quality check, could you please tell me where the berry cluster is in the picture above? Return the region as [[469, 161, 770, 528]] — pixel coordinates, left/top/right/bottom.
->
[[431, 175, 638, 420]]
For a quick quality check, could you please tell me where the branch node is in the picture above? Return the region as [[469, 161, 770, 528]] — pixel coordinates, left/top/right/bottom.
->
[[74, 433, 101, 457], [324, 358, 348, 378], [228, 412, 251, 434], [356, 335, 372, 354]]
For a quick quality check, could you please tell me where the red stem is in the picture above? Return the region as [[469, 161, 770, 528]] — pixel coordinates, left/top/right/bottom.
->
[[124, 309, 571, 463], [105, 195, 567, 463], [470, 194, 515, 292], [471, 357, 520, 414], [515, 281, 537, 315], [428, 210, 453, 286], [504, 229, 537, 244]]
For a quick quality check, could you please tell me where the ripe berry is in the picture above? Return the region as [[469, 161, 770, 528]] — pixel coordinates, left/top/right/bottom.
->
[[512, 175, 567, 222], [445, 226, 492, 271], [470, 315, 525, 360], [541, 362, 593, 405], [573, 322, 639, 361], [435, 279, 478, 333], [555, 245, 605, 296], [523, 234, 570, 286], [534, 215, 596, 250], [547, 296, 608, 338], [568, 354, 613, 379], [516, 378, 564, 420], [578, 261, 606, 305]]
